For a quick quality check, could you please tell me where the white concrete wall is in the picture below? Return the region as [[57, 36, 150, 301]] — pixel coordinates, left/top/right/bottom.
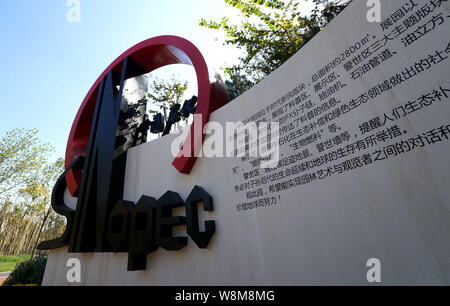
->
[[44, 0, 450, 285]]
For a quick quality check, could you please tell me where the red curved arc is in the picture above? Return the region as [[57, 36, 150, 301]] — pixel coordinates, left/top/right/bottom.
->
[[66, 36, 212, 196]]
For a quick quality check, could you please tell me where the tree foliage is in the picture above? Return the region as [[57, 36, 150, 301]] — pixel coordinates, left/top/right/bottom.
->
[[0, 129, 53, 197], [200, 0, 350, 96], [147, 76, 188, 113], [0, 129, 65, 256], [225, 70, 255, 100]]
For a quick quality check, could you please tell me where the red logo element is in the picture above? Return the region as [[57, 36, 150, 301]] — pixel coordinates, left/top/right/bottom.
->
[[65, 36, 229, 196]]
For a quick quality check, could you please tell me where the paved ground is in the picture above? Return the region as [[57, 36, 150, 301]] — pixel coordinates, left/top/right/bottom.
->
[[0, 272, 10, 285]]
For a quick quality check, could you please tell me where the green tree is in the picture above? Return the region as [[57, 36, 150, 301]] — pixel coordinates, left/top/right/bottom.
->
[[0, 129, 65, 257], [147, 76, 188, 117], [225, 70, 255, 100], [18, 158, 65, 260], [200, 0, 350, 96], [0, 129, 53, 198]]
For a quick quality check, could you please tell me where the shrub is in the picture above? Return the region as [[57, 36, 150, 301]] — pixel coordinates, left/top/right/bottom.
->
[[2, 255, 47, 286]]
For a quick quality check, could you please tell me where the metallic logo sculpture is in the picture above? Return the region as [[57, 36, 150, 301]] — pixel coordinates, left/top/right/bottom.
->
[[39, 36, 229, 271]]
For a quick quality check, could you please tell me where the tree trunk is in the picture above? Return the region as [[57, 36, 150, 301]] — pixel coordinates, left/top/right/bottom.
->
[[30, 208, 51, 261]]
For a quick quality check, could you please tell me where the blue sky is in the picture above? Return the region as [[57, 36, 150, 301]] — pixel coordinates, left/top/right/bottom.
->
[[0, 0, 314, 161]]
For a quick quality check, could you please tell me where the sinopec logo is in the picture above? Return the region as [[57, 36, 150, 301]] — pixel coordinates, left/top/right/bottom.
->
[[39, 36, 229, 271]]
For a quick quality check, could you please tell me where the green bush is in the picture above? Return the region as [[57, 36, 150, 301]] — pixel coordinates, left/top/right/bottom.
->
[[2, 255, 47, 286]]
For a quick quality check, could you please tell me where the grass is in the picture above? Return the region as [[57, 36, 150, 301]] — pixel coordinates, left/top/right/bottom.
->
[[0, 255, 31, 272]]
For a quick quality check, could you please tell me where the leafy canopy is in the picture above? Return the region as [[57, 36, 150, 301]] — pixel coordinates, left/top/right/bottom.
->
[[147, 76, 188, 113], [0, 129, 54, 198], [200, 0, 350, 95], [0, 129, 65, 257]]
